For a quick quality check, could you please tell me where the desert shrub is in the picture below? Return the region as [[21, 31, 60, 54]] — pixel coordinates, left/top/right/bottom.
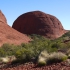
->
[[51, 42, 59, 48], [0, 43, 12, 57], [15, 48, 34, 61], [0, 44, 22, 57], [0, 57, 9, 63], [0, 48, 6, 57], [47, 52, 68, 64], [0, 43, 18, 56], [22, 34, 51, 58], [66, 49, 70, 55], [37, 51, 68, 66], [57, 43, 68, 54], [37, 50, 68, 65], [37, 50, 49, 66], [38, 60, 46, 66], [21, 44, 34, 59], [14, 44, 35, 63], [14, 49, 24, 59], [66, 49, 70, 59], [43, 42, 58, 53], [21, 43, 26, 47], [0, 43, 35, 63], [0, 55, 16, 64]]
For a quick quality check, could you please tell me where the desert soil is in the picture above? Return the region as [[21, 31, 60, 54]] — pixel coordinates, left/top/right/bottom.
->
[[0, 60, 70, 70]]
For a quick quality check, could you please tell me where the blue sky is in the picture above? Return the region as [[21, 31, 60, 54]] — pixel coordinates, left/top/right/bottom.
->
[[0, 0, 70, 30]]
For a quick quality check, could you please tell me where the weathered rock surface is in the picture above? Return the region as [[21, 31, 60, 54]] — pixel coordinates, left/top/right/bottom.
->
[[0, 10, 7, 24], [0, 10, 31, 46], [12, 11, 67, 39]]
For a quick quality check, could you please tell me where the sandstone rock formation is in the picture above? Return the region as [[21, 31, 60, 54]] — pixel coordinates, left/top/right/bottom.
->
[[0, 10, 31, 46], [0, 10, 7, 24], [12, 11, 67, 39]]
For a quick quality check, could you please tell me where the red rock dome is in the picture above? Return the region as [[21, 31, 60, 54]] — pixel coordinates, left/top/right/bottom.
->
[[12, 11, 66, 39]]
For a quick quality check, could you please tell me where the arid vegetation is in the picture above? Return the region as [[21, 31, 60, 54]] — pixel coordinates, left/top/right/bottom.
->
[[0, 31, 70, 69]]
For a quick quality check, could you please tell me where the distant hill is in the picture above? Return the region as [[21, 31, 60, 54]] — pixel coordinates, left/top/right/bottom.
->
[[12, 11, 67, 39]]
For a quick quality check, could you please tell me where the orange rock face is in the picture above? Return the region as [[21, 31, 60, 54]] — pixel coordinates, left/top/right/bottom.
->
[[0, 10, 31, 46], [12, 11, 67, 39], [0, 10, 7, 24]]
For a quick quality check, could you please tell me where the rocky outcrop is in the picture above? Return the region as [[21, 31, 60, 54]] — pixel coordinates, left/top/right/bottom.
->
[[0, 10, 7, 24], [0, 10, 31, 46], [12, 11, 67, 39]]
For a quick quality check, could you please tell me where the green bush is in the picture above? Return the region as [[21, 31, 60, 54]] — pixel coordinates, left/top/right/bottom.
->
[[0, 43, 18, 57]]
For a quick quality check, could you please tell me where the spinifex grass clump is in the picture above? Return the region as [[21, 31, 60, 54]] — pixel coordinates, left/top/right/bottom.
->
[[37, 50, 49, 66], [37, 50, 68, 66], [0, 55, 16, 64], [47, 52, 68, 64], [66, 49, 70, 59]]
